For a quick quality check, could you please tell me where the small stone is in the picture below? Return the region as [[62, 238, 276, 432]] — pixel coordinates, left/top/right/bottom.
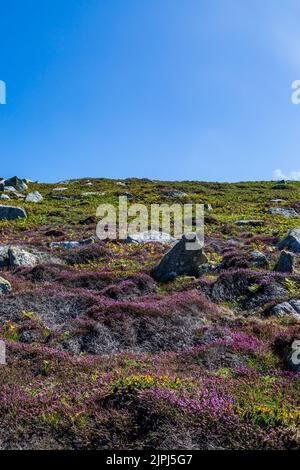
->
[[235, 220, 264, 227], [249, 250, 269, 268]]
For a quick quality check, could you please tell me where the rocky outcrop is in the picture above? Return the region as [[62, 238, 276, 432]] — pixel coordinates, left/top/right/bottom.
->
[[3, 177, 28, 192], [152, 233, 208, 282]]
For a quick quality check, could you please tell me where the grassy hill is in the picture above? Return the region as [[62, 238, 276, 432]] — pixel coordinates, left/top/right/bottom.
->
[[0, 178, 299, 449]]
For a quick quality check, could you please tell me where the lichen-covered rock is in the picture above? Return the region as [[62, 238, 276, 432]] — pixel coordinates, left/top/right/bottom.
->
[[152, 233, 207, 281]]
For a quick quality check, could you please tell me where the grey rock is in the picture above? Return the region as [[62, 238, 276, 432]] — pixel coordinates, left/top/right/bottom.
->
[[270, 199, 286, 203], [278, 228, 300, 253], [126, 230, 175, 244], [8, 247, 38, 268], [50, 237, 94, 249], [0, 245, 62, 268], [25, 191, 43, 203], [271, 300, 300, 320], [274, 250, 295, 273], [204, 203, 213, 211], [4, 186, 17, 192], [152, 232, 208, 282], [268, 207, 298, 217], [235, 219, 264, 227], [0, 194, 10, 200], [0, 205, 27, 220], [0, 276, 12, 295], [249, 250, 269, 268], [162, 190, 187, 198]]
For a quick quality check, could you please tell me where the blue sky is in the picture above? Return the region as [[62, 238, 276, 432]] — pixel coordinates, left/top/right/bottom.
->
[[1, 0, 300, 182]]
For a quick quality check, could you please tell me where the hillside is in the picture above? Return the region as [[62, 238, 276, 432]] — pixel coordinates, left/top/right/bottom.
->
[[0, 176, 299, 450]]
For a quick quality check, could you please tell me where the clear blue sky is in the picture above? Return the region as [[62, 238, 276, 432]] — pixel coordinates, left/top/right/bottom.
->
[[1, 0, 300, 182]]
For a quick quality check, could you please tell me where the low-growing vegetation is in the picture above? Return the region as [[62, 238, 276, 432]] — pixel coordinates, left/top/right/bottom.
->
[[0, 177, 299, 449]]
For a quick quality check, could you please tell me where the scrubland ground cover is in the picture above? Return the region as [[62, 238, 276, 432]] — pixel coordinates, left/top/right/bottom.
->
[[0, 178, 299, 449]]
